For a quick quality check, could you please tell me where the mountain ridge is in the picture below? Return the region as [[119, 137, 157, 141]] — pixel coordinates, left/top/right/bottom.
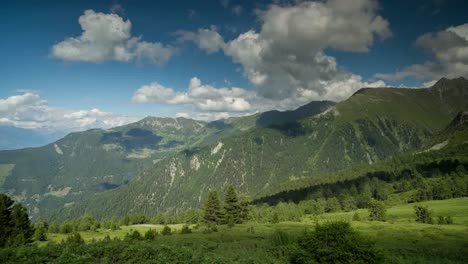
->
[[49, 77, 468, 221]]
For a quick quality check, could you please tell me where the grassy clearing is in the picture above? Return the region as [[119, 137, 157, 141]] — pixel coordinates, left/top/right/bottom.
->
[[40, 198, 468, 263], [0, 163, 14, 187]]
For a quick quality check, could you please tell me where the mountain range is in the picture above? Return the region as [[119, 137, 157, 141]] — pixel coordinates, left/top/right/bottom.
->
[[1, 77, 467, 220]]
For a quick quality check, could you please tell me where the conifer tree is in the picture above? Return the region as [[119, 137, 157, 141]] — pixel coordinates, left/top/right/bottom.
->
[[9, 203, 34, 245], [203, 191, 223, 224], [0, 194, 34, 247], [224, 186, 241, 224], [0, 194, 14, 247]]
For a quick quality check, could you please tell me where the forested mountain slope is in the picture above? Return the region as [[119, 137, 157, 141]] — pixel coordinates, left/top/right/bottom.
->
[[53, 78, 468, 220], [0, 116, 254, 218]]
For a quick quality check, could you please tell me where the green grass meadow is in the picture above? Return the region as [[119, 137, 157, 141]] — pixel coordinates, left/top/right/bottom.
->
[[37, 198, 468, 263]]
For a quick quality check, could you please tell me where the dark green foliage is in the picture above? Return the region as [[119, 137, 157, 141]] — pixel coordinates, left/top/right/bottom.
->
[[161, 225, 171, 236], [125, 230, 142, 240], [368, 199, 386, 221], [437, 216, 454, 225], [34, 222, 47, 242], [352, 212, 361, 221], [0, 193, 14, 247], [144, 229, 158, 240], [0, 194, 34, 247], [414, 205, 434, 224], [340, 194, 357, 212], [271, 212, 280, 224], [65, 232, 84, 244], [180, 225, 192, 234], [325, 197, 341, 212], [270, 229, 291, 247], [203, 191, 223, 225], [290, 222, 383, 264], [223, 186, 242, 224]]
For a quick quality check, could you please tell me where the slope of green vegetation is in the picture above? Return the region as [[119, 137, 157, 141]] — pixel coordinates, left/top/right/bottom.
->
[[1, 198, 466, 263], [55, 78, 468, 220], [0, 117, 253, 219]]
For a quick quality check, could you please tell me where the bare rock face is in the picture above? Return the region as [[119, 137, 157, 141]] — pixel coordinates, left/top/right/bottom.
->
[[449, 110, 468, 129]]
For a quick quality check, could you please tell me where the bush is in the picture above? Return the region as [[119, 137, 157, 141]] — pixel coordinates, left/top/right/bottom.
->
[[437, 216, 453, 225], [144, 229, 158, 240], [125, 230, 142, 240], [34, 226, 47, 241], [414, 205, 433, 224], [202, 224, 218, 234], [65, 232, 84, 244], [290, 222, 383, 264], [270, 229, 291, 247], [271, 212, 280, 224], [368, 199, 386, 221], [246, 226, 255, 234], [181, 225, 192, 234], [161, 225, 171, 236], [352, 212, 361, 221]]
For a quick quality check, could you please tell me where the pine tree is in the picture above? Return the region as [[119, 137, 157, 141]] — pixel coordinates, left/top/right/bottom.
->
[[0, 194, 14, 247], [239, 199, 251, 223], [9, 203, 34, 245], [203, 191, 223, 224], [224, 186, 241, 224]]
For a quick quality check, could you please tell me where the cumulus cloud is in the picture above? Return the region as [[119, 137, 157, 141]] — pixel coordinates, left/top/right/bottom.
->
[[223, 0, 390, 102], [132, 75, 386, 121], [376, 23, 468, 80], [0, 93, 138, 131], [173, 0, 389, 109], [175, 26, 225, 54], [51, 10, 173, 64], [132, 77, 253, 112]]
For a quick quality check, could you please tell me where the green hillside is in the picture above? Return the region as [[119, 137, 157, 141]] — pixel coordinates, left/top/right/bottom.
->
[[0, 116, 253, 218], [53, 78, 468, 220]]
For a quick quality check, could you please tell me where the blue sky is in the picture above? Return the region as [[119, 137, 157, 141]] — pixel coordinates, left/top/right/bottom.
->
[[1, 0, 467, 132]]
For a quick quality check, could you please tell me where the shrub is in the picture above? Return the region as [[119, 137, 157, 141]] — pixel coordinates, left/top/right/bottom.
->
[[202, 224, 218, 234], [437, 216, 454, 225], [144, 229, 158, 240], [352, 212, 361, 221], [270, 229, 291, 247], [271, 212, 280, 224], [125, 230, 142, 240], [34, 226, 47, 241], [246, 226, 255, 234], [65, 232, 84, 244], [290, 222, 383, 264], [414, 205, 433, 224], [368, 199, 386, 221], [181, 225, 192, 234], [161, 225, 171, 236]]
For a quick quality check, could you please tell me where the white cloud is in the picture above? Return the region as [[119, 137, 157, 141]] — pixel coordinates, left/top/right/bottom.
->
[[175, 26, 225, 54], [132, 77, 253, 113], [422, 79, 438, 88], [376, 23, 468, 80], [135, 0, 391, 120], [222, 0, 389, 102], [51, 10, 173, 64], [132, 75, 386, 121], [0, 93, 138, 131]]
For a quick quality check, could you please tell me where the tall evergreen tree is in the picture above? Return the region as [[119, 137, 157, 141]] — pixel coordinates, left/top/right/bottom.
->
[[224, 186, 241, 224], [0, 194, 33, 247], [9, 203, 34, 245], [0, 194, 14, 247], [239, 198, 251, 223], [203, 191, 223, 224]]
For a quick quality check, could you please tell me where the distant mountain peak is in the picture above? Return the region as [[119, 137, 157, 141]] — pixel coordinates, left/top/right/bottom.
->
[[431, 76, 468, 90]]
